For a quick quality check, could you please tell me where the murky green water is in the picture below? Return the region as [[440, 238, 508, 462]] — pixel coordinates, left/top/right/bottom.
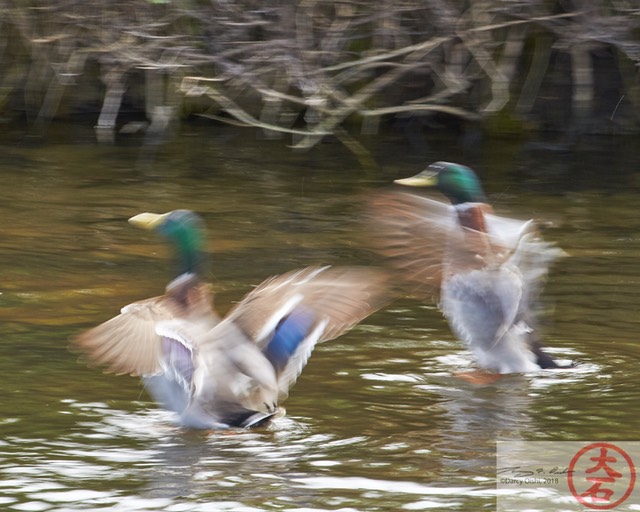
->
[[1, 124, 640, 511]]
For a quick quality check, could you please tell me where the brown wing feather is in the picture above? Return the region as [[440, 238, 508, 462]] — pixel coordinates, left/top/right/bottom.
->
[[227, 266, 390, 346], [75, 282, 218, 376], [365, 191, 454, 300], [75, 296, 180, 376], [365, 191, 529, 300]]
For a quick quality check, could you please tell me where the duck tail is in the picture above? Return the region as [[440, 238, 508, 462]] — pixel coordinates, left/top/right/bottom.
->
[[532, 345, 561, 369]]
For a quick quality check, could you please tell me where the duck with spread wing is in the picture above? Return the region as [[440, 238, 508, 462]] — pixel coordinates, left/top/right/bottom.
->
[[369, 161, 568, 376], [76, 210, 388, 429]]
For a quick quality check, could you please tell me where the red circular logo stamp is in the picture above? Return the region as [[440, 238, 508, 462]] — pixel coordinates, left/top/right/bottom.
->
[[568, 442, 636, 509]]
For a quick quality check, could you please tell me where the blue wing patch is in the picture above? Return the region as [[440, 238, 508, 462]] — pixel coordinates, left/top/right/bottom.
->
[[263, 309, 315, 374]]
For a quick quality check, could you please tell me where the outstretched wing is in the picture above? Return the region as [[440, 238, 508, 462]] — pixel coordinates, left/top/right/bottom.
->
[[75, 296, 180, 376], [366, 190, 536, 299], [365, 191, 455, 299], [227, 266, 389, 346], [224, 265, 389, 399], [75, 281, 217, 376]]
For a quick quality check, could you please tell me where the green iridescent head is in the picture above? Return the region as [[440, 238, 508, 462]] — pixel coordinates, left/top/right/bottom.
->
[[129, 209, 207, 278], [394, 161, 487, 205]]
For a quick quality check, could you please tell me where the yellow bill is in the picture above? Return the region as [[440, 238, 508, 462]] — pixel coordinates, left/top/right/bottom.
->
[[393, 170, 438, 187]]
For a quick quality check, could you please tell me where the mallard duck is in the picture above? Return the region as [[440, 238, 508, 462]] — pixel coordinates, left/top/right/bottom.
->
[[76, 209, 388, 429], [369, 161, 566, 376]]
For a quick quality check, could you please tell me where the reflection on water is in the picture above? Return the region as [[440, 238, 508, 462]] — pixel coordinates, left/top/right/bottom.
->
[[1, 126, 640, 510]]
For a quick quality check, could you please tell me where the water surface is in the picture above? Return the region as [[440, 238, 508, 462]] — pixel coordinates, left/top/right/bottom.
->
[[1, 125, 639, 511]]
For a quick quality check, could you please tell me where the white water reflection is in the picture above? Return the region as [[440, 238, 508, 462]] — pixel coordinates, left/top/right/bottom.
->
[[0, 392, 497, 510]]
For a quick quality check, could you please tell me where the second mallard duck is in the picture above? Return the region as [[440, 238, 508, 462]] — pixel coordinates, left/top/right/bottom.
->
[[76, 209, 388, 429], [370, 161, 567, 375]]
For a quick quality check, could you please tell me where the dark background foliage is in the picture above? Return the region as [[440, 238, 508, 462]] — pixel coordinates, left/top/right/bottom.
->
[[0, 0, 638, 149]]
